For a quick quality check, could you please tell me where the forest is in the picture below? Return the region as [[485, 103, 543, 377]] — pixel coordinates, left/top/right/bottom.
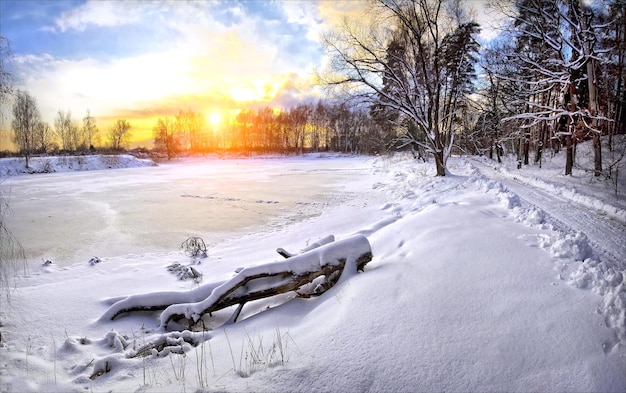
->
[[4, 0, 626, 177]]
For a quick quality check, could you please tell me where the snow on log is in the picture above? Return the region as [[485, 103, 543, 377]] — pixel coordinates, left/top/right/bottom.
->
[[101, 279, 227, 321], [160, 234, 372, 329], [277, 234, 335, 258]]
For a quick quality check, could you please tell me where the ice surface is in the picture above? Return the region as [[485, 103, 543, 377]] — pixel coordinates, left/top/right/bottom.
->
[[2, 155, 371, 265]]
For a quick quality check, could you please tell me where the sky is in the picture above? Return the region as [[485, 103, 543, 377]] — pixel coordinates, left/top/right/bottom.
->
[[0, 0, 497, 147]]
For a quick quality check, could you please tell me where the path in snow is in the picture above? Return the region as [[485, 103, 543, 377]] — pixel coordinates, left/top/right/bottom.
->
[[470, 159, 626, 271]]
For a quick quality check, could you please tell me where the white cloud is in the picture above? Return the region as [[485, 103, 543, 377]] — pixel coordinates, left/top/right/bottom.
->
[[53, 1, 142, 32], [11, 1, 331, 124]]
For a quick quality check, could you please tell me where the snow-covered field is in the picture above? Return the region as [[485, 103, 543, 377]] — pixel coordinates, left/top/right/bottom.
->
[[0, 154, 155, 177], [1, 145, 625, 392]]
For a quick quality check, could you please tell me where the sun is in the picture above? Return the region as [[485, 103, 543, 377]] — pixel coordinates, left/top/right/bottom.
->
[[208, 111, 221, 127]]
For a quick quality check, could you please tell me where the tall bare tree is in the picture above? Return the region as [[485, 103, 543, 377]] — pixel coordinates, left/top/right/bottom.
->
[[0, 37, 25, 302], [0, 35, 13, 123], [321, 0, 480, 175], [11, 90, 40, 168]]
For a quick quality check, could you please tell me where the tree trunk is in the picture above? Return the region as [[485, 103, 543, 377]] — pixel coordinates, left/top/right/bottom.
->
[[593, 132, 602, 176], [580, 5, 602, 176], [434, 150, 446, 176], [565, 81, 576, 176], [523, 134, 529, 166], [565, 134, 573, 175]]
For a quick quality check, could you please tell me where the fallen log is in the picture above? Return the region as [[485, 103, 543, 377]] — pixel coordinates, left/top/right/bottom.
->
[[102, 235, 338, 321], [101, 235, 372, 332], [160, 234, 372, 329]]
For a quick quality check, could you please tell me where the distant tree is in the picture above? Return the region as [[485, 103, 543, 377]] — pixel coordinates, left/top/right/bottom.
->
[[153, 116, 178, 159], [82, 109, 99, 150], [54, 110, 73, 151], [288, 104, 310, 154], [11, 90, 40, 168], [108, 119, 132, 150], [33, 121, 54, 154], [255, 106, 278, 151]]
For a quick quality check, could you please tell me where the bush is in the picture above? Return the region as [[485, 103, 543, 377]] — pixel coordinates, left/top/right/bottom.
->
[[180, 237, 208, 258]]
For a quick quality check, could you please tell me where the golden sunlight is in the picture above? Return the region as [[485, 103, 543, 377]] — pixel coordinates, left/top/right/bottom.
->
[[230, 85, 259, 102], [208, 111, 222, 127], [229, 78, 282, 103]]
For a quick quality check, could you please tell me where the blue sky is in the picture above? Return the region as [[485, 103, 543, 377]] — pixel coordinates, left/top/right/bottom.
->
[[0, 0, 496, 145]]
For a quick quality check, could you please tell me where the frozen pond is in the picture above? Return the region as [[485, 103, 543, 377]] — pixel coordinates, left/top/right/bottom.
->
[[3, 155, 372, 266]]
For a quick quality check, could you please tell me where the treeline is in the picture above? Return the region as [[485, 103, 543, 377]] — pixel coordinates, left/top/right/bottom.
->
[[323, 0, 625, 176], [7, 89, 134, 167], [152, 103, 392, 159]]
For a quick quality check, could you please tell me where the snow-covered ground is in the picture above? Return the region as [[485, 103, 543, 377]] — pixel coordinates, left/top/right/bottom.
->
[[0, 154, 155, 177], [0, 145, 624, 392]]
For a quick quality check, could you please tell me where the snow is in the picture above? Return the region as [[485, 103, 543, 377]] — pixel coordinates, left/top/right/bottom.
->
[[1, 147, 625, 392], [0, 154, 155, 177]]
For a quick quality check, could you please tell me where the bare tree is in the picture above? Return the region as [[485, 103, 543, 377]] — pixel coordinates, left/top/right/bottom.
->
[[54, 110, 73, 151], [11, 90, 40, 168], [82, 109, 99, 150], [108, 119, 132, 150], [321, 0, 480, 176], [33, 121, 54, 153], [0, 37, 25, 302], [0, 35, 13, 123], [153, 116, 178, 159]]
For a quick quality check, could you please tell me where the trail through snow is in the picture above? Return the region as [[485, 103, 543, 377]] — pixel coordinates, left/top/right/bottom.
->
[[470, 158, 626, 271]]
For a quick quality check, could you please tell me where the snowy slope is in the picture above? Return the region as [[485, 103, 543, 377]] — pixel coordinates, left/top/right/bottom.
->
[[0, 154, 155, 177], [0, 151, 624, 393]]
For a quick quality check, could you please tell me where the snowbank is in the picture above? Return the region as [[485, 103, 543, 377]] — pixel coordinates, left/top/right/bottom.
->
[[464, 161, 626, 351], [0, 154, 155, 176]]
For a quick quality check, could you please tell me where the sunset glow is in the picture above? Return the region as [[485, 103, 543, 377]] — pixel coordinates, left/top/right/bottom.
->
[[0, 0, 335, 147], [0, 0, 494, 149], [208, 111, 222, 127]]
